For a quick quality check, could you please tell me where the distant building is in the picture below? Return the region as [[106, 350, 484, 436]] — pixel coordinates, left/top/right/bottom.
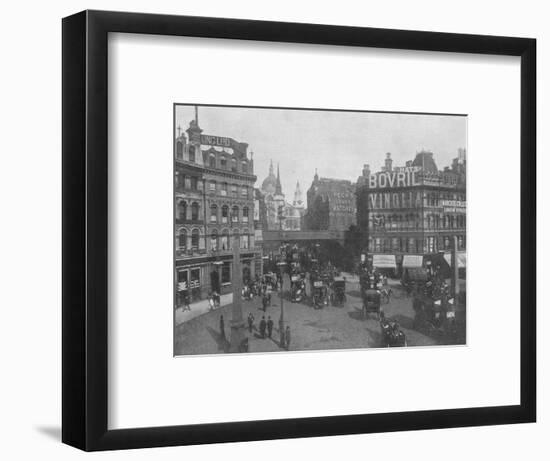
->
[[355, 150, 467, 270], [260, 161, 305, 231], [302, 170, 356, 232], [174, 112, 261, 306]]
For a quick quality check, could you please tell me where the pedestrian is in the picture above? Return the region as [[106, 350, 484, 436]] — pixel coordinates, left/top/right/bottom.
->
[[267, 316, 274, 338], [259, 316, 267, 339], [208, 293, 215, 311], [262, 291, 269, 311], [219, 314, 225, 341], [213, 291, 220, 308], [182, 291, 191, 311], [247, 312, 254, 333], [285, 325, 291, 350]]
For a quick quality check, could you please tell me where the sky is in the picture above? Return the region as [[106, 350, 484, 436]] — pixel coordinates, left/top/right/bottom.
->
[[175, 104, 467, 199]]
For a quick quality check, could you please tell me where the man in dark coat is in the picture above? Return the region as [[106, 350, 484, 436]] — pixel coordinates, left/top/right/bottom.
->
[[247, 312, 254, 333], [219, 314, 225, 341], [259, 316, 267, 339], [266, 316, 274, 338]]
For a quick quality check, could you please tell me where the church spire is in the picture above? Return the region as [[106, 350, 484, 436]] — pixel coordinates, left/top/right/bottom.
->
[[269, 159, 274, 177], [275, 163, 282, 195], [293, 181, 303, 207]]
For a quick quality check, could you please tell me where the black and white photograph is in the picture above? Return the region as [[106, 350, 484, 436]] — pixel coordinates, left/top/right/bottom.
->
[[174, 104, 467, 356]]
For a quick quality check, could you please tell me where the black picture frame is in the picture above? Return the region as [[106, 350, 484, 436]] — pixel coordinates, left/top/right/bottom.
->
[[62, 10, 536, 451]]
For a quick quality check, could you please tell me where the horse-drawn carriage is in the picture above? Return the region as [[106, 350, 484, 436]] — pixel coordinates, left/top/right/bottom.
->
[[380, 316, 407, 347], [359, 272, 382, 318], [330, 277, 347, 307], [290, 273, 306, 303], [310, 272, 330, 309], [412, 285, 457, 337]]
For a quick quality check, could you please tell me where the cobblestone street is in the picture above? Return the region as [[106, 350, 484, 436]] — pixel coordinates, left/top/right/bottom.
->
[[175, 277, 465, 356]]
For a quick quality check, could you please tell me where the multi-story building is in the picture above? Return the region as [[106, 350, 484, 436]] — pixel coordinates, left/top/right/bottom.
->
[[174, 115, 260, 306], [355, 150, 466, 271], [302, 171, 356, 232]]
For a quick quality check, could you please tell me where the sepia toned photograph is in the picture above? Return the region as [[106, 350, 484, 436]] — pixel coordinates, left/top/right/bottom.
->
[[173, 104, 467, 356]]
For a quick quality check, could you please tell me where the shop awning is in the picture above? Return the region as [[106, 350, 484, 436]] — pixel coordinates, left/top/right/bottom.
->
[[373, 254, 396, 269], [444, 252, 467, 268], [402, 255, 423, 268]]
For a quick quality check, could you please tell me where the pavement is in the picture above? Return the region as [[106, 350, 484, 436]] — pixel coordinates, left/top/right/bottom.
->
[[175, 293, 233, 325], [174, 276, 466, 356]]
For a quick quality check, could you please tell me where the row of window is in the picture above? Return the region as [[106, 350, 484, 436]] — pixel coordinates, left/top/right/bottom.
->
[[176, 201, 251, 223], [175, 141, 250, 173], [368, 213, 466, 230], [367, 235, 466, 254], [175, 172, 251, 198], [177, 228, 252, 251], [425, 191, 466, 206]]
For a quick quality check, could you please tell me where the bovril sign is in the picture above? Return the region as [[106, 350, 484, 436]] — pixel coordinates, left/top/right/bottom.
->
[[368, 170, 421, 189]]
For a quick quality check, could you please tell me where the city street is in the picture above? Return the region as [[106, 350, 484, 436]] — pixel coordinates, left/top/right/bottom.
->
[[174, 276, 466, 356]]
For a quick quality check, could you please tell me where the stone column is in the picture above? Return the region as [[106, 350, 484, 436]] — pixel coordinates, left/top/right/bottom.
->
[[229, 236, 246, 352]]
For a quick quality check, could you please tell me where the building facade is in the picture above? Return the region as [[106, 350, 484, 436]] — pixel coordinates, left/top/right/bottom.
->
[[356, 151, 466, 270], [302, 171, 356, 232], [174, 115, 261, 306]]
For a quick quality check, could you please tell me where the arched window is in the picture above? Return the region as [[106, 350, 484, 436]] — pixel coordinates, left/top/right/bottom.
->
[[241, 161, 247, 173], [176, 141, 183, 158], [210, 204, 218, 223], [231, 158, 237, 172], [191, 229, 200, 249], [221, 182, 228, 196], [221, 229, 230, 250], [221, 205, 229, 224], [178, 228, 187, 249], [209, 154, 216, 168], [220, 156, 227, 169], [177, 200, 187, 221], [211, 229, 218, 251], [188, 145, 196, 162], [191, 202, 200, 221], [242, 206, 249, 223], [231, 206, 239, 223]]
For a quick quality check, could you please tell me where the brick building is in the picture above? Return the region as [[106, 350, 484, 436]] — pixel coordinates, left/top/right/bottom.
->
[[174, 112, 261, 306], [355, 150, 466, 271], [302, 170, 356, 232]]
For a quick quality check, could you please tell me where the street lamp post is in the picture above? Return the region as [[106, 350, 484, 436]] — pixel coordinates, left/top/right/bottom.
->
[[229, 235, 246, 352], [276, 261, 287, 341]]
